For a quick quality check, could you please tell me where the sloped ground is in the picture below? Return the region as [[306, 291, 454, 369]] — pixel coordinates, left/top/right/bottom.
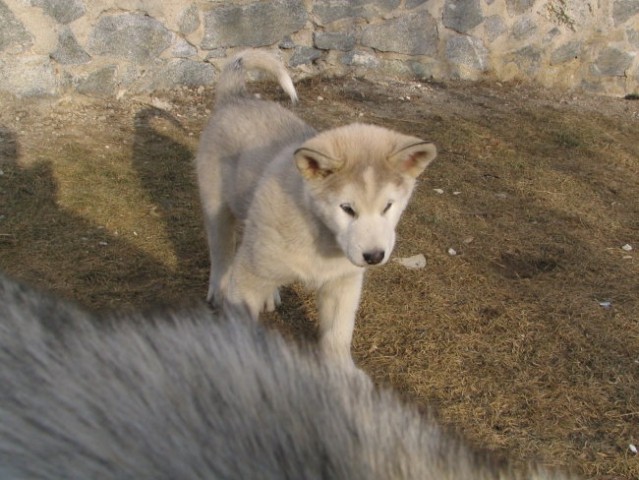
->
[[1, 77, 638, 479]]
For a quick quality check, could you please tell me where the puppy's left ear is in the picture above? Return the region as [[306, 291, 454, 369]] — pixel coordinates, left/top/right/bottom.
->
[[389, 139, 437, 178], [294, 147, 343, 180]]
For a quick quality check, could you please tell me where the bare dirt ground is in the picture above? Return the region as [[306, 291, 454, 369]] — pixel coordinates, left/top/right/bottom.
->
[[1, 76, 638, 479]]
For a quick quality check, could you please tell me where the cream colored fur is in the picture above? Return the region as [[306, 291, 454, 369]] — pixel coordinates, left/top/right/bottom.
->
[[195, 50, 437, 366]]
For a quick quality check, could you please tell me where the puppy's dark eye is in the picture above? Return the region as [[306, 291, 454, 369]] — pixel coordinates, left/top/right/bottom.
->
[[382, 202, 393, 214], [340, 204, 356, 217]]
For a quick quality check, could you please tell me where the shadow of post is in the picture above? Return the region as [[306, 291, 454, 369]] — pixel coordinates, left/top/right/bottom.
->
[[131, 107, 209, 296]]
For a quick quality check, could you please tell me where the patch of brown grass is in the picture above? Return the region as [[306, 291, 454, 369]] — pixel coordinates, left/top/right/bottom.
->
[[1, 79, 638, 478]]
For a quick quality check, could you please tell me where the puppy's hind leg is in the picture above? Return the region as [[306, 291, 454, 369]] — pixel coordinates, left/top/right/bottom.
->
[[203, 204, 236, 305], [317, 271, 364, 368], [197, 154, 236, 306]]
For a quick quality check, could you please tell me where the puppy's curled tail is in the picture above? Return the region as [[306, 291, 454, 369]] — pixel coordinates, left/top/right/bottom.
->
[[215, 50, 298, 105]]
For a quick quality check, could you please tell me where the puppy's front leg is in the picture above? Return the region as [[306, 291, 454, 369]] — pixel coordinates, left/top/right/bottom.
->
[[317, 271, 364, 367], [223, 258, 279, 321]]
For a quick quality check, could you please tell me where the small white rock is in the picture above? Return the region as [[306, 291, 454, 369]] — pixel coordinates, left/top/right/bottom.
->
[[453, 191, 461, 195], [433, 188, 444, 194], [598, 300, 612, 309], [622, 244, 633, 252], [395, 254, 426, 270], [630, 444, 637, 454], [317, 96, 324, 101], [448, 248, 457, 256]]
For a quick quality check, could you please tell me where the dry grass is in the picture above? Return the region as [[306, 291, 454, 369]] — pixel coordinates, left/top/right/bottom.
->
[[1, 78, 638, 479]]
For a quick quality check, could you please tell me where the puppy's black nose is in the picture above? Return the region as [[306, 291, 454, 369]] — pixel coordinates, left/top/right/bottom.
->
[[363, 250, 385, 265]]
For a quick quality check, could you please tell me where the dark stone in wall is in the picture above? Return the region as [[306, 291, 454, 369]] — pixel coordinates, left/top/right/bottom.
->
[[446, 35, 489, 72], [52, 27, 90, 64], [289, 46, 322, 66], [202, 0, 307, 49], [443, 0, 483, 34], [88, 14, 172, 64], [613, 0, 639, 26], [485, 15, 507, 41], [550, 40, 581, 65], [361, 11, 438, 55], [76, 65, 117, 97], [179, 4, 200, 35], [512, 15, 537, 40], [312, 0, 400, 25], [506, 0, 536, 16], [31, 0, 85, 25], [591, 47, 633, 76], [313, 31, 356, 51], [0, 1, 32, 52]]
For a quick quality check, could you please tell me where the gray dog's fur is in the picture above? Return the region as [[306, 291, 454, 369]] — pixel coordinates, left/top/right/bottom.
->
[[0, 275, 574, 479]]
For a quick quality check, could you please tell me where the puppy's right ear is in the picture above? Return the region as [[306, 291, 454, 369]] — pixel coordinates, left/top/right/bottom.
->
[[294, 148, 343, 180]]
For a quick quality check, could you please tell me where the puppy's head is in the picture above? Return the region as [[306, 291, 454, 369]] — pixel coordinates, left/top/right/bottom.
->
[[294, 124, 437, 267]]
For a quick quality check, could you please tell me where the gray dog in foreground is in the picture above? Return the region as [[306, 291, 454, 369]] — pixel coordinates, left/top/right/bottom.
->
[[0, 275, 574, 479]]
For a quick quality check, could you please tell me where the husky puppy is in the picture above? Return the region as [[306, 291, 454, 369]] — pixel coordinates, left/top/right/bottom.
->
[[0, 275, 574, 480], [196, 50, 437, 366]]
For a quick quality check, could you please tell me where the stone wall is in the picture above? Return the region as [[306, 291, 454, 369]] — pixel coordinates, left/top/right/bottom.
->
[[1, 0, 638, 98]]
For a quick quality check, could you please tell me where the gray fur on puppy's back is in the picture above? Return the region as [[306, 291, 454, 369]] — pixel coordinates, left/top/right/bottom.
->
[[0, 275, 574, 480]]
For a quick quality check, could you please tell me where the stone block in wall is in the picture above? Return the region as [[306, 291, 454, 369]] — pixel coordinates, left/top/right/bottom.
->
[[289, 46, 322, 66], [512, 16, 537, 40], [312, 0, 400, 25], [202, 0, 306, 49], [446, 35, 489, 78], [0, 1, 32, 53], [161, 59, 216, 88], [443, 0, 483, 34], [511, 45, 542, 75], [313, 32, 356, 51], [543, 27, 561, 44], [205, 49, 226, 61], [0, 55, 57, 96], [125, 58, 216, 93], [550, 40, 581, 65], [613, 0, 639, 26], [484, 15, 507, 42], [405, 0, 428, 8], [88, 14, 172, 64], [361, 11, 438, 55], [591, 47, 633, 76], [506, 0, 537, 16], [341, 50, 380, 68], [31, 0, 85, 25], [179, 4, 200, 35], [279, 36, 296, 49], [172, 38, 197, 59], [76, 65, 117, 97], [51, 27, 90, 64]]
